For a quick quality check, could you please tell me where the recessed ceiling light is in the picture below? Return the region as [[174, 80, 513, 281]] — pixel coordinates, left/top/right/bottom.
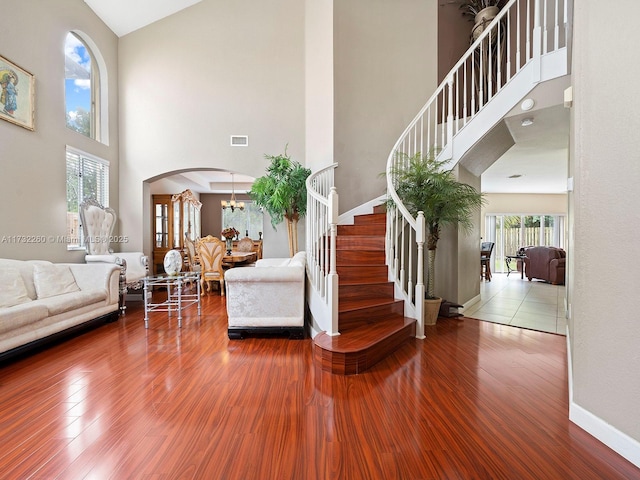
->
[[508, 174, 522, 178], [521, 98, 535, 111], [521, 118, 533, 127]]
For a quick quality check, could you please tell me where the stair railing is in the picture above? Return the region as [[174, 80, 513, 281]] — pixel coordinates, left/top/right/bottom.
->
[[306, 163, 339, 336], [385, 0, 570, 337]]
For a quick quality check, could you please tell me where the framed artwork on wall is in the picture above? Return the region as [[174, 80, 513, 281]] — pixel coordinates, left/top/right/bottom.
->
[[0, 54, 35, 131]]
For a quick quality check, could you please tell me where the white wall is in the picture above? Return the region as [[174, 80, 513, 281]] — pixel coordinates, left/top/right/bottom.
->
[[118, 0, 305, 258], [569, 0, 640, 462], [0, 0, 119, 263]]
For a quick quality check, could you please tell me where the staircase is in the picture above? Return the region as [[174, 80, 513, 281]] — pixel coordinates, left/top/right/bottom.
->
[[313, 205, 416, 375], [305, 0, 572, 375]]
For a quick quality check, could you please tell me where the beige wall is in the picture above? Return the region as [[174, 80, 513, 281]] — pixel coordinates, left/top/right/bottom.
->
[[570, 0, 640, 446], [118, 0, 305, 258], [0, 0, 119, 262], [480, 193, 568, 235], [431, 164, 482, 305], [333, 0, 438, 213]]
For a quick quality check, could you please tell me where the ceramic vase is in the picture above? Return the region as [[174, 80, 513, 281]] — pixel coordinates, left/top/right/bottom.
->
[[163, 249, 183, 276]]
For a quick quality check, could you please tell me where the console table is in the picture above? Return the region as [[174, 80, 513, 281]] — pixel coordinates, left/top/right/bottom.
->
[[143, 272, 201, 328], [505, 255, 527, 279]]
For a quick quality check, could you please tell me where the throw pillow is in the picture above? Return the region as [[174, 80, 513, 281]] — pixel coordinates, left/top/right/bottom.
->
[[0, 268, 32, 308], [33, 264, 81, 299]]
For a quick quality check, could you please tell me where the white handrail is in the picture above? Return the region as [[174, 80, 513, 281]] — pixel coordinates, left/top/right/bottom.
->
[[385, 0, 570, 336]]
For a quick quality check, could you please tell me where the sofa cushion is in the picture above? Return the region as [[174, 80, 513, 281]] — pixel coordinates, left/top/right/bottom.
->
[[0, 268, 32, 308], [0, 303, 49, 335], [39, 290, 107, 316], [33, 264, 80, 299]]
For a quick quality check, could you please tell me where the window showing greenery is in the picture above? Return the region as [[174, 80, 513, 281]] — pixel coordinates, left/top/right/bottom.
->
[[66, 147, 109, 248], [222, 202, 264, 239], [487, 214, 565, 273], [65, 32, 99, 139]]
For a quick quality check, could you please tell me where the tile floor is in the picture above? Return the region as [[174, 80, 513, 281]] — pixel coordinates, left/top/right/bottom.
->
[[463, 272, 567, 335]]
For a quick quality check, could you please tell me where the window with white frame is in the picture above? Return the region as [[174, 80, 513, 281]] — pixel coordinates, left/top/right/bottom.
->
[[66, 146, 109, 249], [65, 32, 100, 140], [221, 201, 264, 239]]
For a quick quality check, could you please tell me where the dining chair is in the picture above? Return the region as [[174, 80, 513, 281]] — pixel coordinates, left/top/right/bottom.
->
[[196, 235, 225, 296], [237, 236, 254, 253], [184, 233, 200, 273], [480, 241, 494, 281], [235, 236, 257, 267]]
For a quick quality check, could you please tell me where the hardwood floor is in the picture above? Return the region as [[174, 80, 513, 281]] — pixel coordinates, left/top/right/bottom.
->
[[0, 293, 638, 479]]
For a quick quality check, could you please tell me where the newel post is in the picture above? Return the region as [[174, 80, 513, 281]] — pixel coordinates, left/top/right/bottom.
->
[[327, 187, 340, 336], [415, 212, 425, 339]]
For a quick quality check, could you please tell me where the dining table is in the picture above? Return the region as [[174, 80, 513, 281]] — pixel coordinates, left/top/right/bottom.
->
[[223, 251, 257, 267]]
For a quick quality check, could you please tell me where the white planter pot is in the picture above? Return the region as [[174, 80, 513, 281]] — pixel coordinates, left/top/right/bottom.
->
[[472, 6, 499, 41]]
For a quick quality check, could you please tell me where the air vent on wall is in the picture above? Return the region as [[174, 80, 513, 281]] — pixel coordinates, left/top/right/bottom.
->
[[230, 135, 249, 146]]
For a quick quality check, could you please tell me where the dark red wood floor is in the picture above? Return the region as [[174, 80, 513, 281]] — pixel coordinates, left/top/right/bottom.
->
[[0, 292, 638, 479]]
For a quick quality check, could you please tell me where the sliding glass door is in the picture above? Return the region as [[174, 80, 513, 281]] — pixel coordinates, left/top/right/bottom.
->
[[486, 214, 566, 274]]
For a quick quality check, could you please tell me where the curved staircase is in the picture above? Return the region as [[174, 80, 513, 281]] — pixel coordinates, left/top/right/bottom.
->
[[306, 0, 571, 375], [313, 205, 416, 375]]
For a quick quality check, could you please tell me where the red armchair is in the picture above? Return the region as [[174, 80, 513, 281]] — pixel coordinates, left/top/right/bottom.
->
[[523, 246, 566, 285]]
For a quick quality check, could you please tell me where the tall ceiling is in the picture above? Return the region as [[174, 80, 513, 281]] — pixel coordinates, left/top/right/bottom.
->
[[84, 0, 201, 37], [84, 0, 569, 195]]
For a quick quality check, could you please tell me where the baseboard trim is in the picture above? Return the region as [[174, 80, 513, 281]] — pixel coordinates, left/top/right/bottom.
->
[[567, 326, 640, 469], [569, 402, 640, 468]]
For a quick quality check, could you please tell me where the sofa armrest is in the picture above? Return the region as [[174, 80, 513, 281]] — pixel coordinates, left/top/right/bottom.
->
[[115, 252, 149, 283], [86, 254, 118, 264], [225, 265, 304, 283], [65, 263, 121, 305]]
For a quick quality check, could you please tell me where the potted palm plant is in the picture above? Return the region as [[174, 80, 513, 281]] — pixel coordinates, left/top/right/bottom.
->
[[388, 151, 485, 324], [248, 146, 311, 257]]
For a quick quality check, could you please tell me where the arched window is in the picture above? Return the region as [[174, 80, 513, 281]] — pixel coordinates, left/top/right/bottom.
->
[[64, 32, 100, 140]]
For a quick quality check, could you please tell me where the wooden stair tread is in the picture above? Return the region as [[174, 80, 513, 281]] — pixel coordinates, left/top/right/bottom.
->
[[314, 316, 415, 352], [339, 297, 401, 312], [338, 277, 391, 286]]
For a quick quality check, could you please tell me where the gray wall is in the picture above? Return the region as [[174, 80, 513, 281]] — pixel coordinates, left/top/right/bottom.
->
[[0, 0, 119, 262], [570, 0, 640, 443]]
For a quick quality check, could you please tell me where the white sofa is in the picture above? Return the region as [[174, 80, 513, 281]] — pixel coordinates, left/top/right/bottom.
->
[[0, 258, 120, 362], [224, 251, 306, 339]]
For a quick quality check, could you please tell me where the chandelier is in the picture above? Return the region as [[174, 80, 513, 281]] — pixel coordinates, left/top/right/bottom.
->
[[221, 173, 245, 211]]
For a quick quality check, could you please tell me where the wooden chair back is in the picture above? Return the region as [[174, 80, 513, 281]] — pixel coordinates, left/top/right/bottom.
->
[[196, 235, 225, 295]]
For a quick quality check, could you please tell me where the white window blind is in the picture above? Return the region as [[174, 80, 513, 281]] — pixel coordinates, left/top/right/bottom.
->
[[66, 146, 109, 248]]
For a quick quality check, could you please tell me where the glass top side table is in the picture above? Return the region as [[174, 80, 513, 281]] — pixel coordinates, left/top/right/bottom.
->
[[143, 271, 201, 328]]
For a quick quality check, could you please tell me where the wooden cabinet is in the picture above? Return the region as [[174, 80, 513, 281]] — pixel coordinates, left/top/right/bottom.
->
[[152, 190, 201, 274]]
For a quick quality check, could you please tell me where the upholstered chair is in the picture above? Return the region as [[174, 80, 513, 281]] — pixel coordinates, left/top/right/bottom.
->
[[235, 237, 257, 267], [523, 246, 566, 285], [237, 236, 254, 253], [196, 235, 225, 296], [79, 198, 149, 312]]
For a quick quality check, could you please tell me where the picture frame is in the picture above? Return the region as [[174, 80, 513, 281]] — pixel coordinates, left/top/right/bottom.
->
[[0, 54, 35, 131]]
